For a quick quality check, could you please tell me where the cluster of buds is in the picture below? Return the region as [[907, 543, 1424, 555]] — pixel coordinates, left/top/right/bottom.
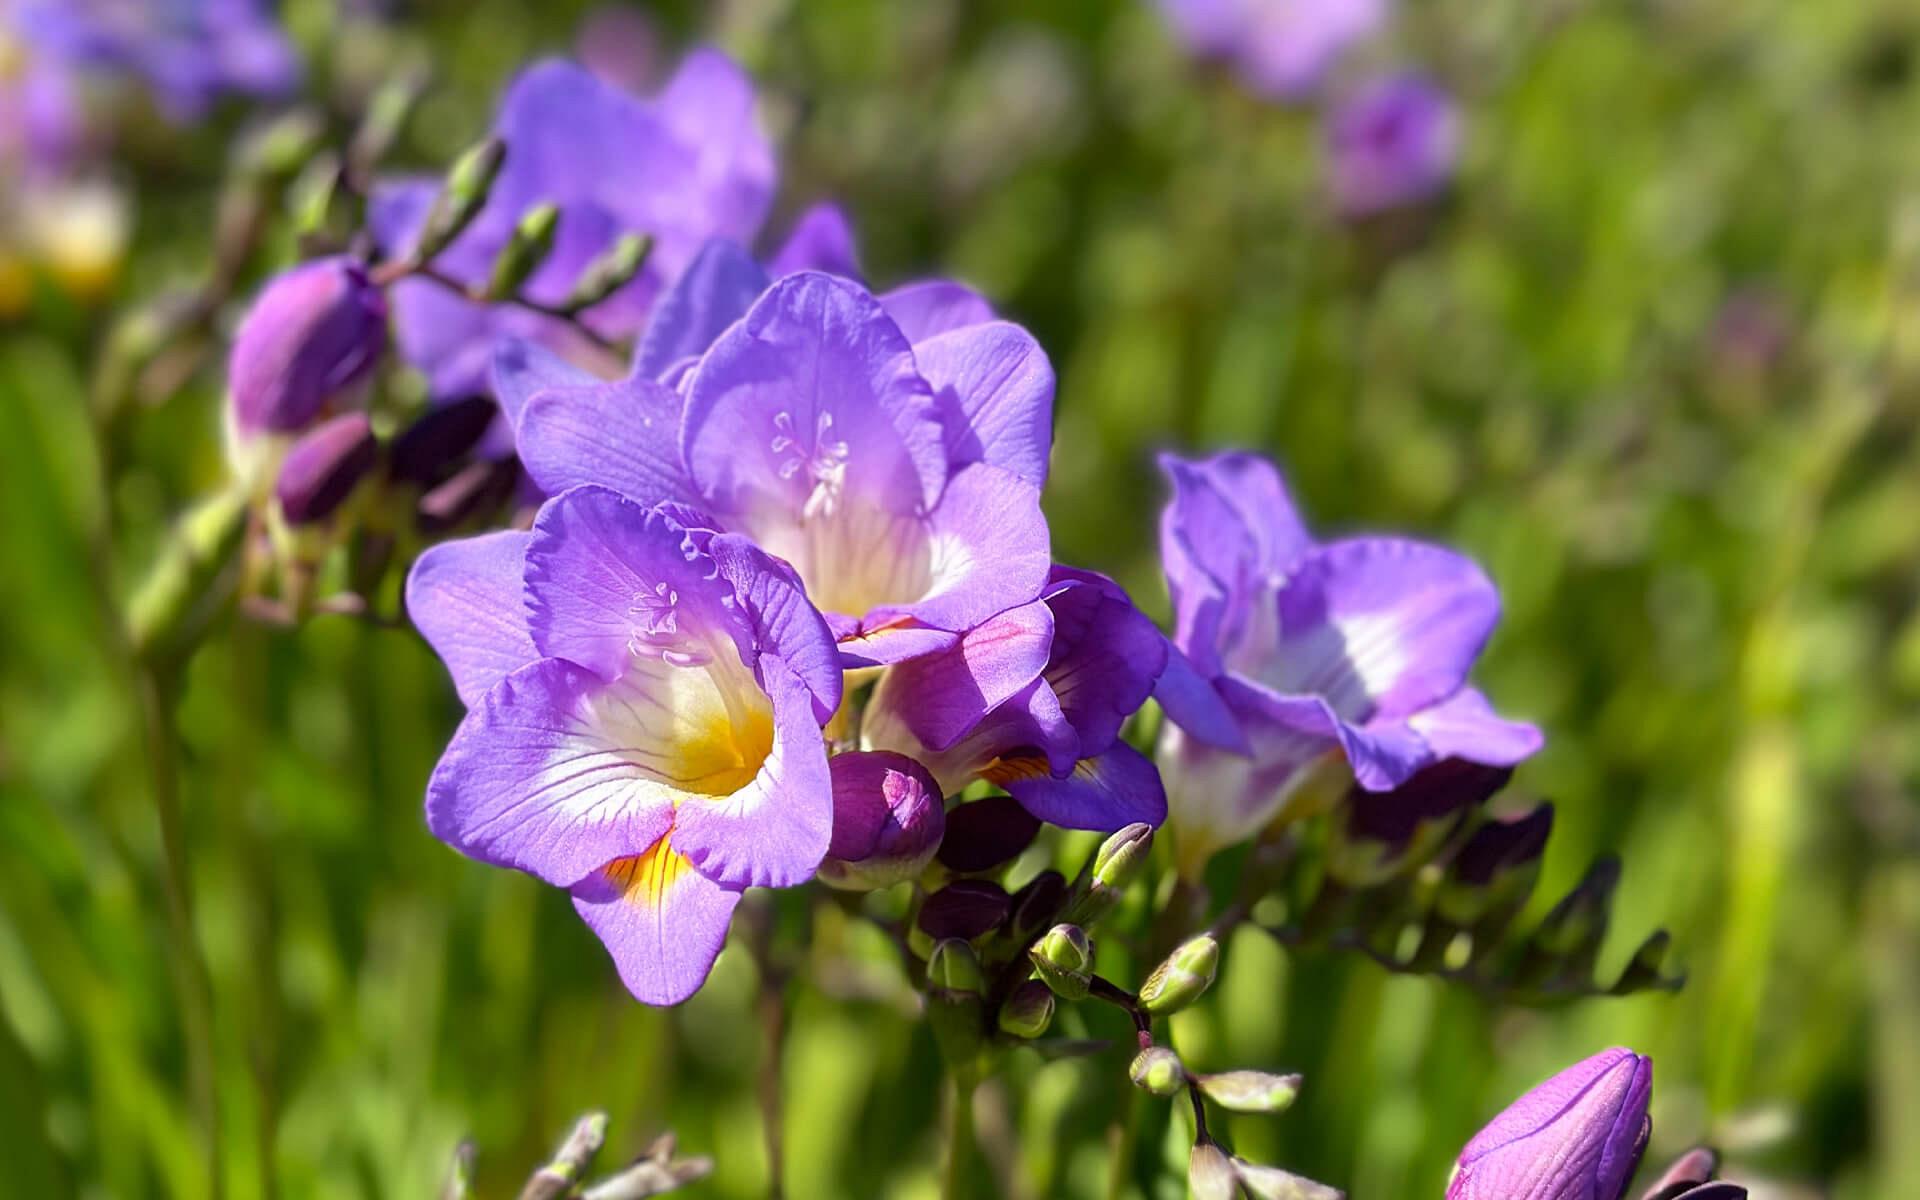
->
[[440, 1111, 711, 1200], [1252, 759, 1682, 1001]]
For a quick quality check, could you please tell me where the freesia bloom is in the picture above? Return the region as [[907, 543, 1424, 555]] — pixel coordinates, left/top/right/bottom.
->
[[506, 271, 1054, 667], [371, 53, 851, 417], [11, 0, 299, 119], [1449, 1048, 1653, 1200], [1154, 450, 1540, 873], [226, 257, 390, 445], [1324, 73, 1461, 217], [408, 486, 842, 1004], [862, 566, 1169, 832], [1156, 0, 1390, 101]]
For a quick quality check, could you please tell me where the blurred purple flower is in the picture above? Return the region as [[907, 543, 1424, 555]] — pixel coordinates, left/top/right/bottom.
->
[[407, 488, 842, 1004], [1156, 0, 1390, 101], [1325, 73, 1461, 217], [862, 566, 1170, 833], [503, 271, 1055, 667], [0, 50, 88, 179], [1153, 450, 1540, 872], [1449, 1048, 1653, 1200], [12, 0, 299, 120], [369, 52, 781, 405], [575, 5, 663, 95], [227, 256, 389, 443]]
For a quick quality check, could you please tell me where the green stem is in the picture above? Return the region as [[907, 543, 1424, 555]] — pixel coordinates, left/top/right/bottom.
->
[[942, 1072, 977, 1200]]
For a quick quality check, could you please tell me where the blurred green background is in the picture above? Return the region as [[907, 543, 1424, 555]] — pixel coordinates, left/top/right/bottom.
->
[[3, 0, 1918, 1196]]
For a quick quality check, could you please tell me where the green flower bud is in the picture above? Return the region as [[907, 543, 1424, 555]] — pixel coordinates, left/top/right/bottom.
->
[[415, 137, 506, 264], [1532, 856, 1621, 956], [927, 937, 985, 996], [236, 109, 326, 183], [563, 232, 653, 313], [996, 980, 1056, 1040], [1188, 1142, 1238, 1200], [486, 203, 561, 301], [1065, 822, 1156, 926], [1138, 933, 1219, 1016], [1029, 924, 1092, 1001], [1611, 929, 1680, 995], [1235, 1161, 1344, 1200], [926, 939, 986, 1069], [1194, 1070, 1302, 1114], [1128, 1046, 1185, 1096]]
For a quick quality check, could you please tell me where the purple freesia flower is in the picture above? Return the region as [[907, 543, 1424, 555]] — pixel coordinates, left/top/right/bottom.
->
[[1325, 73, 1461, 217], [504, 270, 1055, 667], [12, 0, 299, 119], [371, 52, 853, 416], [1154, 450, 1540, 873], [407, 486, 842, 1004], [1156, 0, 1390, 101], [1449, 1048, 1653, 1200], [862, 566, 1169, 832]]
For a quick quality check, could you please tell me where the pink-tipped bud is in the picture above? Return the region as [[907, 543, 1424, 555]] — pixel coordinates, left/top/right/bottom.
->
[[818, 752, 945, 891], [228, 257, 387, 440]]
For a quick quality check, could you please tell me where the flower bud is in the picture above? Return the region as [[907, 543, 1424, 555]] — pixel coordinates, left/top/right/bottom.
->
[[1194, 1070, 1302, 1114], [227, 257, 388, 441], [1236, 1161, 1345, 1200], [485, 202, 561, 300], [937, 795, 1042, 873], [416, 459, 518, 534], [1532, 856, 1622, 957], [1326, 761, 1510, 888], [1129, 1046, 1185, 1096], [1436, 803, 1554, 926], [927, 938, 985, 996], [1029, 924, 1092, 1001], [916, 880, 1011, 945], [1448, 1048, 1651, 1200], [1006, 870, 1067, 943], [387, 396, 498, 489], [563, 232, 653, 313], [274, 413, 378, 526], [1138, 933, 1218, 1016], [415, 137, 506, 263], [926, 938, 986, 1068], [819, 752, 945, 891], [996, 979, 1056, 1039], [1639, 1148, 1741, 1200], [1188, 1143, 1237, 1200], [1064, 821, 1155, 925], [1612, 930, 1678, 995]]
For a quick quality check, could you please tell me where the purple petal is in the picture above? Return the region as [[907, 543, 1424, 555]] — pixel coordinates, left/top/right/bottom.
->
[[665, 657, 833, 888], [1158, 450, 1312, 675], [516, 375, 692, 505], [425, 657, 680, 888], [681, 272, 947, 524], [570, 842, 743, 1005], [652, 49, 777, 246], [880, 601, 1055, 753], [835, 622, 964, 669], [915, 321, 1055, 488], [880, 462, 1051, 635], [523, 487, 738, 681], [709, 532, 844, 725], [1153, 639, 1250, 754], [768, 202, 862, 280], [1452, 1049, 1653, 1200], [1408, 687, 1543, 767], [999, 742, 1167, 832], [879, 279, 996, 343], [1040, 568, 1168, 756], [633, 238, 769, 380], [1217, 678, 1433, 792], [406, 530, 538, 707], [1265, 537, 1500, 721], [491, 337, 603, 434]]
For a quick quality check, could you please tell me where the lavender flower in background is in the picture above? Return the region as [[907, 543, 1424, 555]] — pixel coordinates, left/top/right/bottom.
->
[[575, 4, 663, 95], [505, 271, 1054, 667], [226, 256, 389, 451], [1324, 73, 1461, 217], [369, 52, 791, 405], [407, 488, 843, 1004], [1448, 1048, 1652, 1200], [11, 0, 299, 120], [1153, 450, 1540, 874], [1155, 0, 1390, 101]]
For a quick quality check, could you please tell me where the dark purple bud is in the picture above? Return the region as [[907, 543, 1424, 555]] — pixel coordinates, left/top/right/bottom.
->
[[1662, 1188, 1744, 1200], [1640, 1148, 1728, 1200], [228, 257, 387, 439], [274, 414, 377, 526], [1448, 1048, 1652, 1200], [1534, 856, 1622, 956], [1326, 74, 1462, 218], [1452, 803, 1554, 887], [818, 752, 944, 891], [415, 459, 519, 534], [387, 396, 498, 488], [1007, 870, 1068, 942], [937, 795, 1041, 873], [1328, 760, 1511, 886], [917, 880, 1012, 942]]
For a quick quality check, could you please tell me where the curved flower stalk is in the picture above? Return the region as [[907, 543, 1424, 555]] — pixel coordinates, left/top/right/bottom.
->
[[370, 51, 853, 413], [1153, 449, 1542, 874], [506, 270, 1055, 667], [407, 486, 842, 1003], [862, 566, 1170, 831]]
